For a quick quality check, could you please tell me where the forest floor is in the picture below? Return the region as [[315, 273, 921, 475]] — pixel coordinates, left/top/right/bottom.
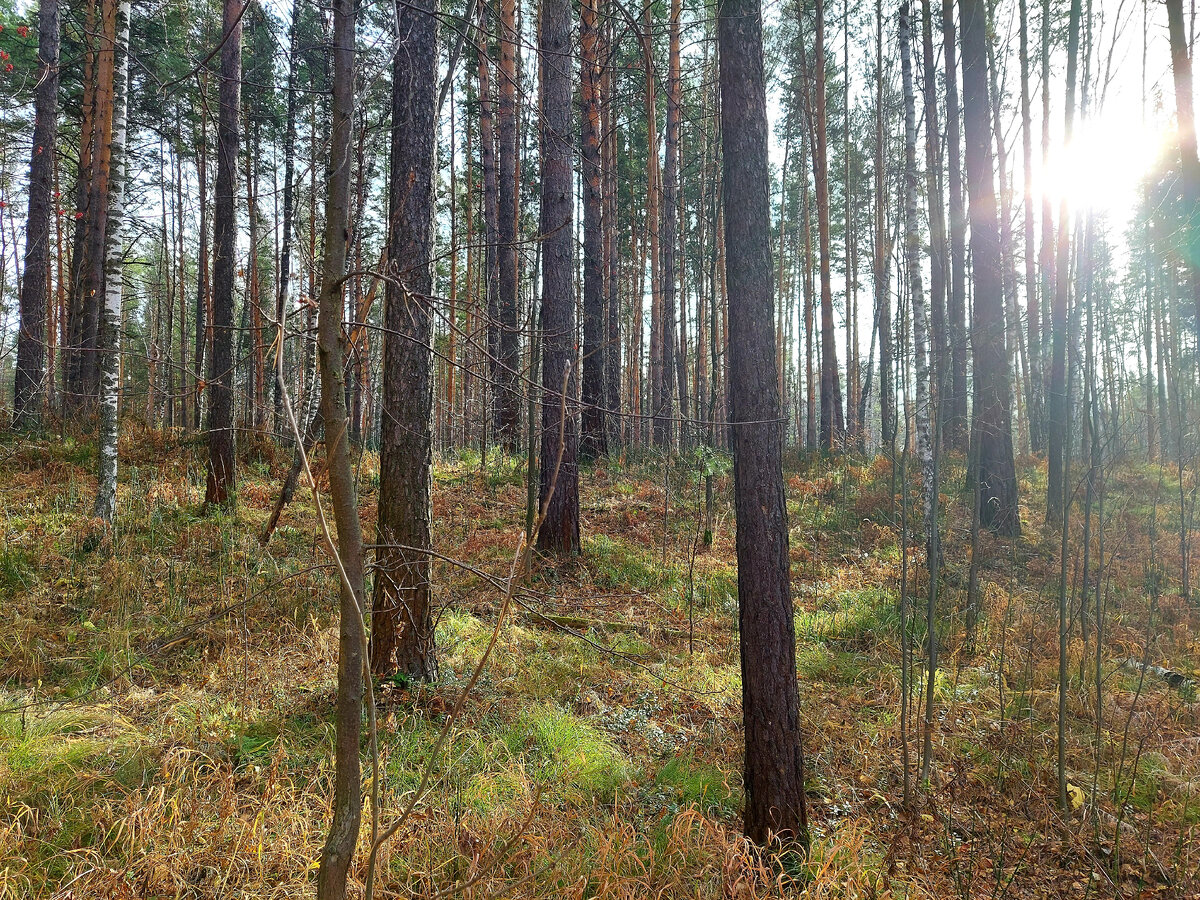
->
[[1, 426, 1198, 899]]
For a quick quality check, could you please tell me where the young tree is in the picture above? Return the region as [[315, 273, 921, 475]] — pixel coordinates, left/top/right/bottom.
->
[[205, 0, 244, 507], [94, 0, 131, 524], [961, 0, 1020, 535], [314, 1, 366, 893], [13, 0, 60, 429], [374, 0, 439, 680], [719, 0, 809, 849], [537, 0, 581, 554]]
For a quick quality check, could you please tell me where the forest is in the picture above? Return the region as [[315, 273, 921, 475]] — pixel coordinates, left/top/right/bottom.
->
[[1, 0, 1199, 895]]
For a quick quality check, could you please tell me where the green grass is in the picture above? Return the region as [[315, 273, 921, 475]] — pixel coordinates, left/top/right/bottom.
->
[[506, 704, 631, 802], [585, 534, 677, 592], [654, 755, 736, 815]]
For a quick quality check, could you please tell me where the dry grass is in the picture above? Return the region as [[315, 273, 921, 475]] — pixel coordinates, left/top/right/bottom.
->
[[0, 429, 1197, 898]]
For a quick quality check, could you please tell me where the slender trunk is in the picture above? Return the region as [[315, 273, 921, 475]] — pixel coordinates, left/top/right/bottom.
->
[[315, 2, 366, 895], [658, 0, 681, 449], [479, 12, 501, 450], [94, 0, 130, 523], [1047, 0, 1081, 526], [496, 0, 520, 449], [875, 0, 894, 451], [14, 0, 60, 428], [943, 0, 968, 451], [275, 0, 301, 434], [921, 0, 948, 443], [812, 0, 843, 448], [1167, 0, 1200, 346], [580, 0, 607, 458], [537, 0, 581, 554], [1019, 0, 1043, 451], [194, 78, 210, 431], [205, 0, 244, 507]]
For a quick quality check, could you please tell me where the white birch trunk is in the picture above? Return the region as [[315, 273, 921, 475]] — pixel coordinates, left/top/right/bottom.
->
[[94, 0, 131, 524]]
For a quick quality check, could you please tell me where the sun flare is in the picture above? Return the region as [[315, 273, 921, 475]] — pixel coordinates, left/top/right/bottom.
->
[[1032, 112, 1171, 221]]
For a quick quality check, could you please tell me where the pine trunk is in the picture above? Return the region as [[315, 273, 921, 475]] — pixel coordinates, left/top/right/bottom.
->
[[374, 0, 439, 680], [13, 0, 60, 428], [719, 0, 809, 848]]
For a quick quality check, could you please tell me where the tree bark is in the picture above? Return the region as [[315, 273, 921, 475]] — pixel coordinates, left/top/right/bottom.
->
[[659, 0, 682, 449], [942, 0, 968, 451], [13, 0, 60, 429], [874, 0, 894, 451], [580, 0, 607, 458], [1166, 0, 1200, 347], [315, 2, 366, 895], [1046, 0, 1081, 526], [496, 0, 520, 450], [205, 0, 244, 507], [961, 0, 1020, 536], [1019, 0, 1043, 451], [719, 0, 809, 850], [920, 0, 948, 436], [374, 0, 439, 681], [275, 0, 301, 436], [536, 0, 581, 555], [94, 0, 130, 524], [812, 0, 843, 449]]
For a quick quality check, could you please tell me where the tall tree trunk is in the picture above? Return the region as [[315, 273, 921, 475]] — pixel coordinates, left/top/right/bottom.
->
[[205, 0, 244, 507], [537, 0, 581, 554], [658, 0, 681, 449], [901, 0, 941, 787], [603, 9, 622, 450], [72, 0, 117, 411], [719, 0, 809, 849], [64, 0, 98, 412], [1166, 0, 1200, 345], [374, 0, 439, 680], [194, 77, 210, 431], [1046, 0, 1081, 526], [94, 0, 130, 524], [580, 0, 607, 458], [961, 0, 1020, 536], [496, 0, 520, 450], [1038, 0, 1056, 441], [874, 0, 894, 451], [13, 0, 60, 429], [812, 0, 843, 448], [478, 10, 501, 450], [1019, 0, 1043, 451], [314, 2, 366, 895], [921, 0, 948, 436], [641, 10, 668, 448], [942, 0, 968, 451], [275, 0, 301, 435]]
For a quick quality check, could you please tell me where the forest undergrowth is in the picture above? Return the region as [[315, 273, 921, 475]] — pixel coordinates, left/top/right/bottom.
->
[[1, 427, 1197, 899]]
